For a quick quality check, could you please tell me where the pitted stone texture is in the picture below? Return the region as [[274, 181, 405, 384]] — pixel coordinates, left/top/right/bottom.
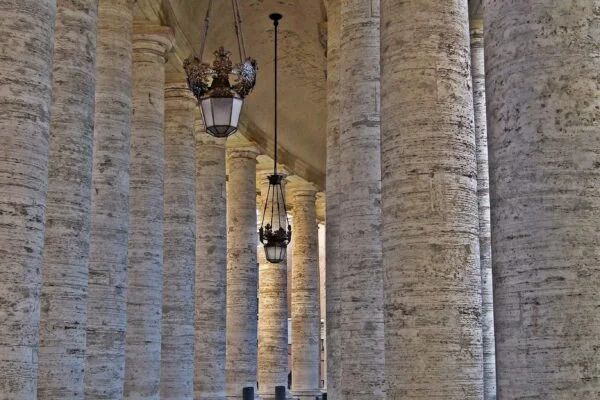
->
[[0, 1, 55, 397], [85, 1, 134, 398], [257, 170, 290, 400], [288, 184, 321, 400], [470, 19, 496, 400], [225, 146, 260, 398], [381, 1, 483, 398], [124, 24, 174, 400], [338, 1, 385, 399], [324, 1, 342, 398], [37, 1, 98, 398], [195, 122, 227, 400], [160, 83, 197, 400], [484, 1, 600, 398]]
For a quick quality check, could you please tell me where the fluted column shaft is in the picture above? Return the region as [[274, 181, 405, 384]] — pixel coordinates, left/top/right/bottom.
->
[[289, 186, 320, 400], [195, 123, 227, 400], [124, 24, 173, 400], [0, 1, 56, 397], [85, 1, 134, 398], [37, 1, 98, 398], [470, 19, 496, 400], [338, 1, 385, 398], [160, 82, 197, 400], [257, 171, 289, 400], [324, 1, 342, 398], [381, 1, 483, 398], [226, 146, 260, 398], [484, 1, 600, 397]]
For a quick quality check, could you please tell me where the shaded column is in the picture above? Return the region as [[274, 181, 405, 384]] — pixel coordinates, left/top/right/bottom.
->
[[37, 0, 98, 398], [225, 144, 260, 398], [338, 1, 385, 398], [0, 1, 56, 397], [288, 182, 320, 400], [257, 169, 289, 400], [380, 1, 483, 398], [324, 1, 342, 398], [484, 1, 600, 397], [470, 18, 496, 400], [124, 24, 174, 400], [315, 194, 326, 392], [85, 1, 134, 398], [195, 119, 228, 400], [160, 81, 197, 400]]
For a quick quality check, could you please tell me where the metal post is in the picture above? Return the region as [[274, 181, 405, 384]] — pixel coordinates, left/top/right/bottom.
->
[[275, 385, 286, 400], [243, 386, 254, 400]]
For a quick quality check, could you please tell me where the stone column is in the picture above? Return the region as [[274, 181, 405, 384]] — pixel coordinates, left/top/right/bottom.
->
[[484, 1, 600, 397], [226, 144, 260, 398], [338, 1, 385, 399], [315, 194, 326, 392], [380, 1, 483, 398], [160, 81, 197, 400], [288, 182, 321, 400], [124, 24, 174, 400], [0, 1, 55, 398], [85, 1, 134, 398], [195, 120, 227, 400], [470, 19, 496, 400], [324, 1, 342, 398], [37, 1, 98, 398], [257, 169, 290, 400]]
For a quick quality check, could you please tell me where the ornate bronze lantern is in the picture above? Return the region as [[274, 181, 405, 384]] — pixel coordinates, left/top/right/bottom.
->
[[258, 13, 292, 264], [184, 0, 257, 138]]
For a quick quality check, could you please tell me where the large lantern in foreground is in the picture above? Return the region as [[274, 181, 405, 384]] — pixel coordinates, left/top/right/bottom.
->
[[183, 0, 257, 138], [259, 13, 291, 264]]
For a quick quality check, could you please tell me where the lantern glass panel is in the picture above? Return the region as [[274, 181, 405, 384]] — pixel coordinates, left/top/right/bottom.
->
[[201, 96, 244, 138]]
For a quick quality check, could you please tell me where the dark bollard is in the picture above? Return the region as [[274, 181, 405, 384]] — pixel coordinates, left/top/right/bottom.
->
[[275, 385, 286, 400], [243, 387, 254, 400], [322, 394, 327, 400]]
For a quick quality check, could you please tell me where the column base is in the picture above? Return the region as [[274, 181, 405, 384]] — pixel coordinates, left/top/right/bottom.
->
[[290, 389, 322, 400]]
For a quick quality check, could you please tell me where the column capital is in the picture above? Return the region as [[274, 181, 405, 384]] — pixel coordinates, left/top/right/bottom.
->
[[286, 179, 318, 202], [132, 23, 174, 60], [165, 80, 196, 111], [227, 145, 260, 161], [316, 192, 326, 223]]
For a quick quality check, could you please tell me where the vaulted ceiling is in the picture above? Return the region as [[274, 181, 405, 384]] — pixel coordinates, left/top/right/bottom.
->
[[133, 0, 484, 189]]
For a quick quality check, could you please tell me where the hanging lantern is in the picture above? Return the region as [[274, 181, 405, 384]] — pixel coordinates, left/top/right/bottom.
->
[[183, 0, 257, 138], [258, 13, 291, 264]]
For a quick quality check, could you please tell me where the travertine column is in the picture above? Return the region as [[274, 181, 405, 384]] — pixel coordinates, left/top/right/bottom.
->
[[0, 1, 55, 397], [124, 24, 173, 400], [381, 1, 483, 398], [257, 170, 289, 400], [226, 145, 260, 398], [338, 1, 385, 398], [85, 1, 134, 398], [324, 1, 342, 398], [484, 1, 600, 397], [195, 120, 227, 400], [288, 182, 321, 400], [160, 81, 197, 400], [37, 1, 98, 398], [315, 194, 326, 392], [470, 19, 496, 400]]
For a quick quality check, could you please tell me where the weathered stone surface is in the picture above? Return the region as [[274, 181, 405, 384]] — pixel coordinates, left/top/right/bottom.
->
[[194, 120, 227, 400], [160, 82, 197, 400], [324, 1, 342, 398], [484, 1, 600, 398], [37, 1, 98, 398], [124, 24, 174, 400], [338, 1, 385, 399], [470, 19, 496, 400], [85, 1, 134, 398], [288, 182, 321, 400], [225, 145, 260, 398], [0, 1, 56, 397], [380, 0, 483, 398], [257, 170, 289, 400]]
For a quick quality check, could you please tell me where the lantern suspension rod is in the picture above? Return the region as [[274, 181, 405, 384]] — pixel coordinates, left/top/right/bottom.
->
[[198, 0, 213, 61], [232, 0, 248, 61], [270, 13, 282, 176]]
